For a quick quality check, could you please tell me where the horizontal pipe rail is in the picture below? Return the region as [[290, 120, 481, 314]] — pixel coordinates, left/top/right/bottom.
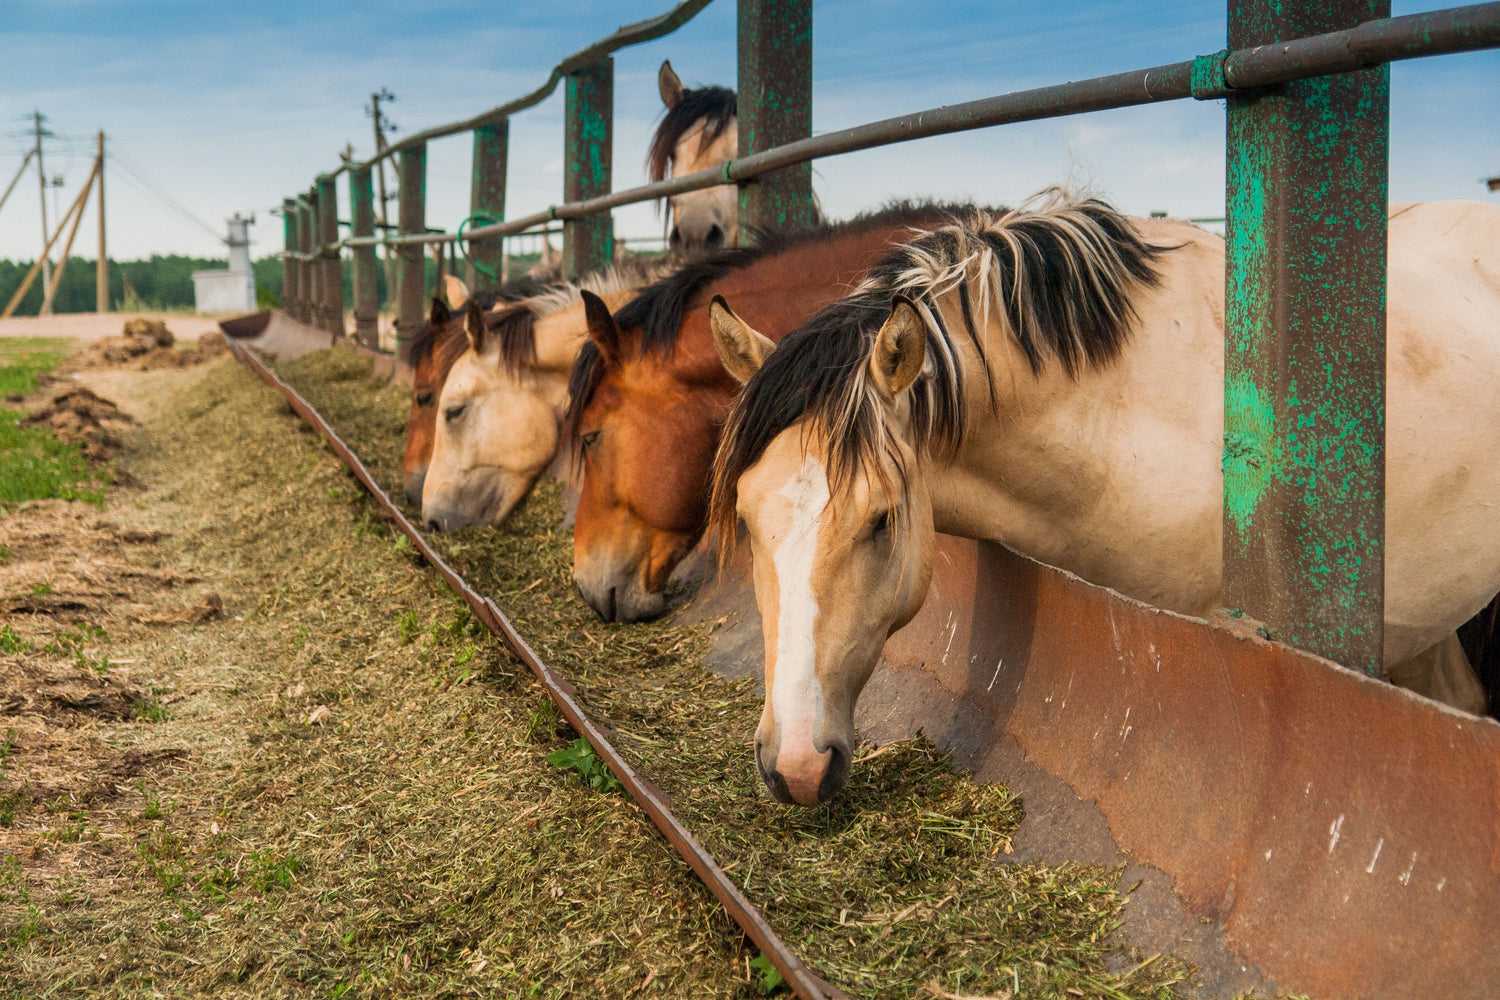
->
[[293, 2, 1500, 260], [228, 341, 847, 1000], [327, 0, 713, 180]]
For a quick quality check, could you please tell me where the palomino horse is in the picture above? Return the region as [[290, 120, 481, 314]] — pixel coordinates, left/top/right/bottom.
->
[[709, 193, 1500, 805], [420, 260, 670, 531], [402, 272, 558, 506], [651, 61, 738, 255], [566, 204, 965, 622]]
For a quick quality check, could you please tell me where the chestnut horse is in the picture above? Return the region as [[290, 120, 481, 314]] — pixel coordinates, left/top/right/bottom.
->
[[650, 61, 738, 256], [708, 194, 1500, 805], [565, 204, 965, 622]]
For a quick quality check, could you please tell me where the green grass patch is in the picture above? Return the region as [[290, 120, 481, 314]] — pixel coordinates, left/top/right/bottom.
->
[[0, 338, 111, 507], [0, 338, 71, 397]]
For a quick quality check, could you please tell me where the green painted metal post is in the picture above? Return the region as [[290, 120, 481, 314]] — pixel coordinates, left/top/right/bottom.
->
[[469, 120, 508, 288], [737, 0, 816, 241], [563, 58, 613, 280], [1223, 0, 1390, 674], [281, 197, 299, 319], [350, 166, 379, 349], [317, 174, 345, 339], [396, 145, 427, 364], [299, 191, 318, 327]]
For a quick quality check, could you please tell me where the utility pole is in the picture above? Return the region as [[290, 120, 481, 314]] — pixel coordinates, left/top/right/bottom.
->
[[369, 89, 397, 299], [33, 111, 52, 293], [96, 131, 108, 313]]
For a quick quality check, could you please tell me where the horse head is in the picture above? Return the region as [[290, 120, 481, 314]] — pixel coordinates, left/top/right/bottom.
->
[[651, 60, 738, 256], [403, 279, 472, 506], [567, 289, 729, 622], [709, 295, 941, 805], [422, 290, 638, 532]]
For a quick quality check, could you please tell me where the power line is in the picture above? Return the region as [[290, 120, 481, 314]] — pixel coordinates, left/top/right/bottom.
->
[[105, 144, 226, 244]]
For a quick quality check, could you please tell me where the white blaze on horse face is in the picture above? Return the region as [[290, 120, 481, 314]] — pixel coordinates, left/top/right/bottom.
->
[[770, 453, 831, 752]]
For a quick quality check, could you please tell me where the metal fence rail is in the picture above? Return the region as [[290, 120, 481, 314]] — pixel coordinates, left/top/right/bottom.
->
[[281, 2, 1500, 263]]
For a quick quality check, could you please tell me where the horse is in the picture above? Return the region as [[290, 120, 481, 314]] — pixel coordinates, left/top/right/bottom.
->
[[402, 272, 558, 506], [565, 203, 965, 623], [420, 259, 672, 531], [708, 192, 1500, 806], [651, 60, 738, 255]]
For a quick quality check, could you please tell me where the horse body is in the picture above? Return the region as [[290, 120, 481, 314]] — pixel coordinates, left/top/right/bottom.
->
[[568, 206, 965, 622], [711, 195, 1500, 804]]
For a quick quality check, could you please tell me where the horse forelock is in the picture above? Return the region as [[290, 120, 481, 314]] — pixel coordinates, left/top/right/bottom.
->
[[710, 190, 1169, 560], [562, 340, 607, 470], [647, 85, 737, 183]]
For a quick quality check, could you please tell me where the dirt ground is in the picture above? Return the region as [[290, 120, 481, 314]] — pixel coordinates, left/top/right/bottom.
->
[[0, 356, 765, 998]]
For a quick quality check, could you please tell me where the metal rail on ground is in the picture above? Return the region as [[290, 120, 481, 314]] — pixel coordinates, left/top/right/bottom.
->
[[227, 340, 848, 1000]]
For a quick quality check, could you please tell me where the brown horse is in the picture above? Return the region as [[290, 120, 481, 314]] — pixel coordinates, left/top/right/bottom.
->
[[650, 61, 738, 256], [566, 204, 967, 622]]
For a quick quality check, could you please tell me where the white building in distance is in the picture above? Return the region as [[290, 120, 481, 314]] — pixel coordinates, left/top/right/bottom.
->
[[192, 214, 256, 314]]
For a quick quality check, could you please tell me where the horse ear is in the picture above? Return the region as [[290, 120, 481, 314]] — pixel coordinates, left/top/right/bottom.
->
[[429, 296, 451, 330], [464, 300, 487, 353], [869, 295, 927, 397], [709, 296, 775, 384], [659, 60, 684, 109], [581, 289, 622, 363], [442, 274, 470, 310]]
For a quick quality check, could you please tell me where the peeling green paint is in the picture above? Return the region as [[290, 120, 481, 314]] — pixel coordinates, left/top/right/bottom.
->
[[563, 60, 613, 279], [1223, 0, 1389, 675], [349, 166, 379, 345], [737, 0, 816, 242], [469, 120, 508, 285], [1223, 372, 1278, 536]]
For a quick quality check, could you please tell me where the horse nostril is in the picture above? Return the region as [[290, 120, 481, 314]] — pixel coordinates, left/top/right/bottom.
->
[[669, 226, 682, 247], [705, 225, 724, 249], [818, 743, 851, 803], [605, 587, 618, 622], [425, 518, 441, 532]]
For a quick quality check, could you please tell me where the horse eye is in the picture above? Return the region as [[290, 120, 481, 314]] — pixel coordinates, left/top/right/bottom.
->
[[871, 510, 891, 538], [444, 404, 467, 423], [416, 391, 435, 408], [581, 430, 601, 449]]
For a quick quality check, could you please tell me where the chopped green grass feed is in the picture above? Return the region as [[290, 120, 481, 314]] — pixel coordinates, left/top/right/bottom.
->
[[269, 345, 1213, 999]]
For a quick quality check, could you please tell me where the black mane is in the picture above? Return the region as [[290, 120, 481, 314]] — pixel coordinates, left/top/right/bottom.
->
[[708, 196, 1170, 552], [485, 303, 538, 377], [647, 85, 737, 183], [561, 202, 973, 455], [406, 271, 557, 366]]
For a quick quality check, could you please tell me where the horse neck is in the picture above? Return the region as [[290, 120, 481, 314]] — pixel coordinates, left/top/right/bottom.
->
[[919, 223, 1227, 614]]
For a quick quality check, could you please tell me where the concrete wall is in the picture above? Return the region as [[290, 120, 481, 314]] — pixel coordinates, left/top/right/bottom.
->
[[192, 268, 255, 314]]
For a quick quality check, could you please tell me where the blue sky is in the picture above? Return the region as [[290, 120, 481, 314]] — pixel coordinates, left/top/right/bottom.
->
[[1, 0, 1496, 263]]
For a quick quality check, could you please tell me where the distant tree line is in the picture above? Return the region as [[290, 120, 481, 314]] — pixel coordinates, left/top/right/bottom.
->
[[0, 253, 546, 316]]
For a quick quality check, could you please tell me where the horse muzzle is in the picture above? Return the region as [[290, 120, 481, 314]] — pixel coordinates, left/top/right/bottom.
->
[[573, 570, 665, 623], [403, 470, 426, 508], [756, 738, 850, 807]]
